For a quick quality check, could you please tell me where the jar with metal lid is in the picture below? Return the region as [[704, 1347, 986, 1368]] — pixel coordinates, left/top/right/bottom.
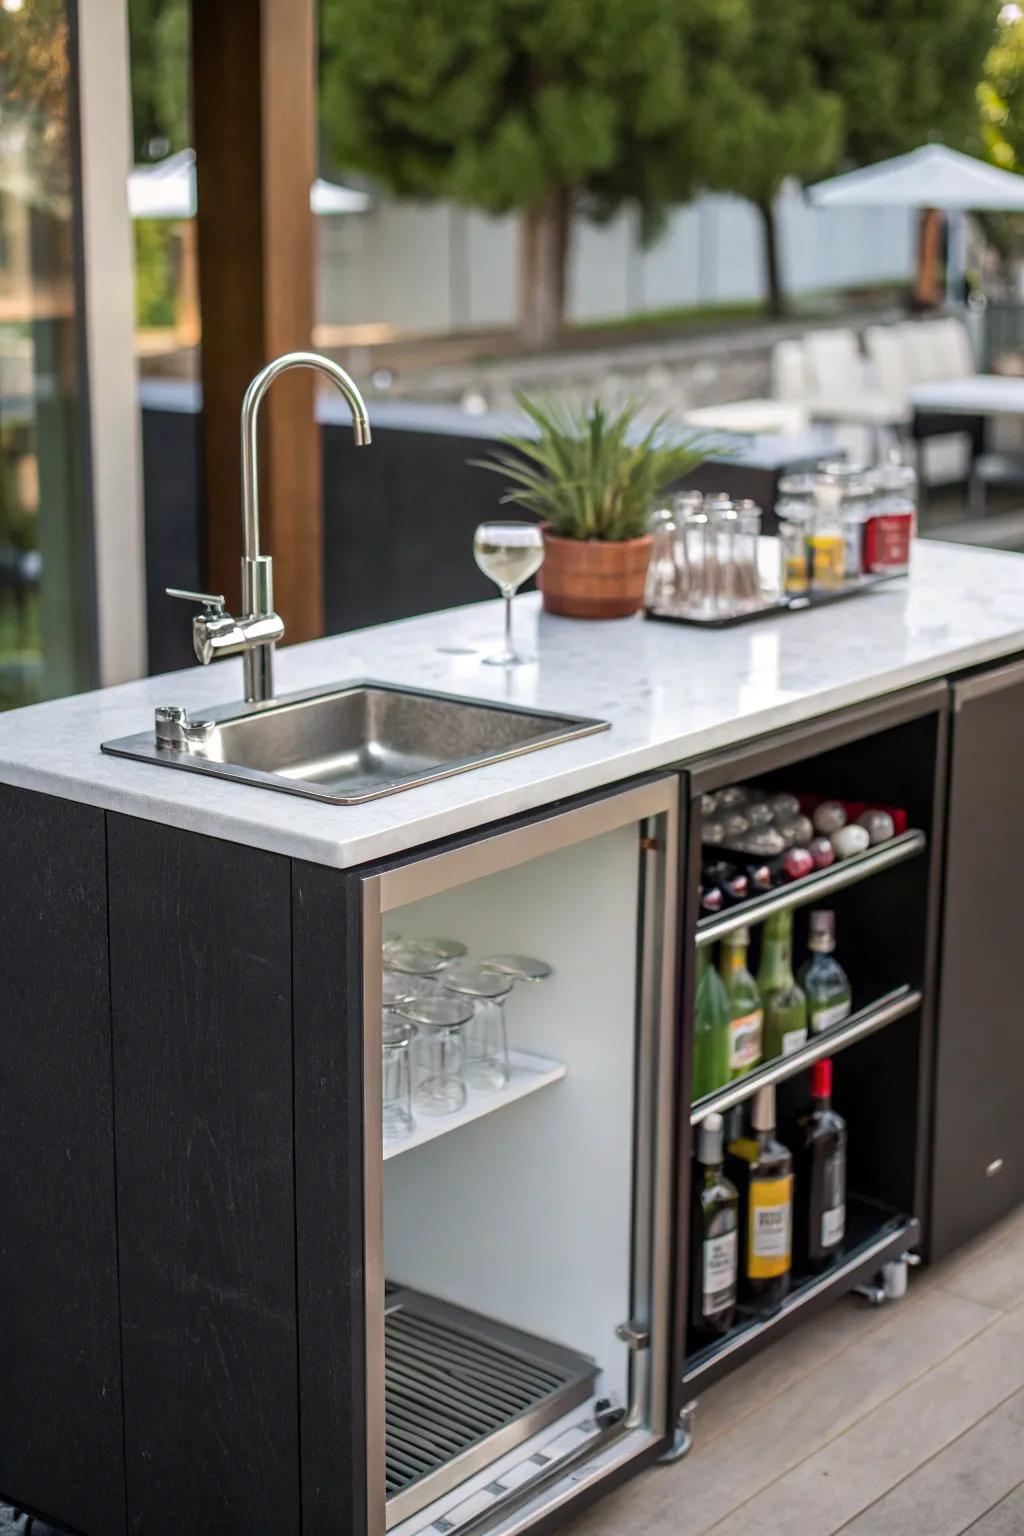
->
[[837, 473, 875, 580], [809, 475, 846, 591], [865, 460, 915, 575], [775, 476, 814, 597]]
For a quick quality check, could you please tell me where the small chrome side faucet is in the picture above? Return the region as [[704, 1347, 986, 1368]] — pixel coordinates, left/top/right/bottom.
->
[[168, 351, 371, 705]]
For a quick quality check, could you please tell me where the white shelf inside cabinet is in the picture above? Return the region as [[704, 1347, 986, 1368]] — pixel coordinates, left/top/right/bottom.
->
[[383, 1050, 567, 1160]]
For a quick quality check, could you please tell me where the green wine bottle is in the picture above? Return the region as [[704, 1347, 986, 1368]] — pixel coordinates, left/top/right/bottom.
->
[[799, 910, 852, 1034], [719, 927, 763, 1081], [758, 910, 808, 1061], [693, 948, 731, 1098]]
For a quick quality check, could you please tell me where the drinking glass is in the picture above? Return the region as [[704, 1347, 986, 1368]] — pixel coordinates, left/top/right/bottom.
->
[[382, 1011, 416, 1144], [382, 941, 450, 977], [480, 954, 553, 983], [382, 971, 438, 1009], [473, 520, 544, 666], [441, 960, 516, 1091], [398, 995, 474, 1115]]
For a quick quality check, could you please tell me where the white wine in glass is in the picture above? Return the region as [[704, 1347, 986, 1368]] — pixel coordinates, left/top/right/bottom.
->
[[473, 521, 544, 666]]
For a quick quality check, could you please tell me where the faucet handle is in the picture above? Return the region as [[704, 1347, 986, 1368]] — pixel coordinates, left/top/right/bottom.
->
[[166, 587, 226, 617]]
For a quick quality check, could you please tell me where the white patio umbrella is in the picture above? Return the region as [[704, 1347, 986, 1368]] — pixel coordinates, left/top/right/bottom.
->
[[127, 148, 371, 220], [807, 145, 1024, 303]]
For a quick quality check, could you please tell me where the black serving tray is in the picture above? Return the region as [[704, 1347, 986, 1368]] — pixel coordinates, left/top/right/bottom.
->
[[645, 570, 905, 630]]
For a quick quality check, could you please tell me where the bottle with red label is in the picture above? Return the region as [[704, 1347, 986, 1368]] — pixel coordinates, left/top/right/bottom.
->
[[864, 459, 915, 576]]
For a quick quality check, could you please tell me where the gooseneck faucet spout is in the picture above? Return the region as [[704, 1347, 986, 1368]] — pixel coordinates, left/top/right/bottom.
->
[[238, 351, 371, 703], [167, 351, 371, 707]]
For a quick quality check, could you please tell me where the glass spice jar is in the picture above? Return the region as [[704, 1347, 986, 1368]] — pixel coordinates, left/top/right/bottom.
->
[[809, 475, 846, 591]]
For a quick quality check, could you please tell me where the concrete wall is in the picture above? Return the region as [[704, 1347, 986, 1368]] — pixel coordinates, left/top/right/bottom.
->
[[317, 181, 915, 333]]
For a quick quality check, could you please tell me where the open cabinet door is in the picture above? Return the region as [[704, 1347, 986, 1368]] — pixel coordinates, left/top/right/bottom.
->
[[294, 777, 680, 1536]]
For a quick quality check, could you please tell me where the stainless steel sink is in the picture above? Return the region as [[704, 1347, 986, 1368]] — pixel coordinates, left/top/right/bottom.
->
[[101, 681, 609, 805]]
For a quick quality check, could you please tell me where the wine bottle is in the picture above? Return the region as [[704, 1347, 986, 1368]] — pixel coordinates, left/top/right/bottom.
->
[[799, 910, 852, 1034], [794, 1058, 847, 1271], [719, 927, 763, 1081], [690, 1112, 739, 1344], [728, 1085, 793, 1315], [757, 910, 808, 1061], [693, 949, 732, 1098]]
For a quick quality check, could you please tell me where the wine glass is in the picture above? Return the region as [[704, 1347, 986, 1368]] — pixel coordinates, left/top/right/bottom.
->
[[473, 521, 544, 666]]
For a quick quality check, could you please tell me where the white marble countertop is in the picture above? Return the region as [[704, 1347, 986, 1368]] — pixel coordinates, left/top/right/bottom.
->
[[1, 540, 1023, 870]]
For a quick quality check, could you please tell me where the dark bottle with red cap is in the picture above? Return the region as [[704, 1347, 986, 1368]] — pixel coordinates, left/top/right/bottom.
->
[[794, 1058, 847, 1272]]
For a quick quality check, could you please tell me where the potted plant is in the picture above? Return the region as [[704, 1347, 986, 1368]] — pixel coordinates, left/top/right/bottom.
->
[[477, 395, 711, 619]]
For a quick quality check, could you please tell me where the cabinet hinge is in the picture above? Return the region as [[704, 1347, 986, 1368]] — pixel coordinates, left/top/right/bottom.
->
[[640, 835, 662, 852], [615, 1320, 651, 1350]]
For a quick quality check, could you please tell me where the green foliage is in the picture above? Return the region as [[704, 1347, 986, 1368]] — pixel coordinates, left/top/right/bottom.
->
[[133, 220, 176, 328], [700, 0, 843, 207], [812, 0, 998, 165], [319, 0, 746, 231], [979, 12, 1024, 171], [476, 395, 711, 542], [128, 0, 189, 161]]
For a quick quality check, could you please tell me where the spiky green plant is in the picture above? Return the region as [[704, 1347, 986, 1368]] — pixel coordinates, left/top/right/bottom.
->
[[476, 395, 713, 542]]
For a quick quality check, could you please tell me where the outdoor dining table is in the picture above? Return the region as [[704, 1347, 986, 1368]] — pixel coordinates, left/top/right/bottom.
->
[[908, 374, 1024, 418], [908, 375, 1024, 516]]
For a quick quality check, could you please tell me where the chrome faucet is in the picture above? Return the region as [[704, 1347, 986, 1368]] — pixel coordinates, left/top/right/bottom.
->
[[168, 350, 371, 705]]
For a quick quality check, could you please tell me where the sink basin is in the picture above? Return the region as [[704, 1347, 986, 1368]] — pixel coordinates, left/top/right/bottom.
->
[[101, 681, 609, 805]]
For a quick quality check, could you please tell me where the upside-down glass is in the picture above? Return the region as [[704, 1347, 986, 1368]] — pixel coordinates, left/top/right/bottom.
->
[[480, 954, 554, 983], [473, 521, 545, 666], [382, 941, 450, 977], [398, 994, 474, 1115], [382, 1011, 417, 1144], [441, 961, 516, 1091], [382, 971, 439, 1009]]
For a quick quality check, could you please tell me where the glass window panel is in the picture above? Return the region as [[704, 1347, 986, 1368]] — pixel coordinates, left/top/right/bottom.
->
[[0, 0, 94, 706]]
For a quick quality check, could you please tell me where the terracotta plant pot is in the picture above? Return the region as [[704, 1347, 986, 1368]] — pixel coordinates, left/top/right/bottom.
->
[[538, 529, 653, 619]]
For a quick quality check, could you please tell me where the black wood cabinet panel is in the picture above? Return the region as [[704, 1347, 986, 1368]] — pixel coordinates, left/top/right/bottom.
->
[[107, 816, 299, 1536], [292, 861, 366, 1536], [932, 664, 1024, 1259], [0, 785, 125, 1536]]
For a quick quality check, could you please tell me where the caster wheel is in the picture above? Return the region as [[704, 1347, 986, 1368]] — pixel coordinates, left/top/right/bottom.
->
[[658, 1400, 696, 1463]]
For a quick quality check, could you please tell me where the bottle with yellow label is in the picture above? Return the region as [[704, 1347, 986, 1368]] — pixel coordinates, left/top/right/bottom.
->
[[728, 1084, 793, 1316]]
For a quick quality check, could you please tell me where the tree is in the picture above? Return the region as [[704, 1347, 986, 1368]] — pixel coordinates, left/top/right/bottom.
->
[[813, 0, 999, 167], [812, 0, 999, 310], [976, 8, 1024, 286], [696, 0, 843, 317], [979, 7, 1024, 171], [319, 0, 746, 347], [127, 0, 189, 162]]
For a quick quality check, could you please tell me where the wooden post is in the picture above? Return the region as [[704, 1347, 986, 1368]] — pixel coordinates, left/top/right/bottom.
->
[[192, 0, 322, 642]]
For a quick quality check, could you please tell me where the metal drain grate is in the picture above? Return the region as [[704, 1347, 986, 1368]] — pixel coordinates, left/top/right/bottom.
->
[[384, 1287, 597, 1523]]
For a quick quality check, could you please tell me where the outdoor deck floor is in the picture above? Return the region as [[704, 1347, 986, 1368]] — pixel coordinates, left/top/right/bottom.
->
[[566, 1201, 1024, 1536], [2, 1205, 1024, 1534]]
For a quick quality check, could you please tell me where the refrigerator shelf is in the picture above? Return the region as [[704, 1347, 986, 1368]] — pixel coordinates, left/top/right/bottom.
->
[[683, 1198, 920, 1391], [690, 985, 922, 1124], [695, 829, 927, 946], [384, 1050, 567, 1161], [384, 1286, 598, 1526]]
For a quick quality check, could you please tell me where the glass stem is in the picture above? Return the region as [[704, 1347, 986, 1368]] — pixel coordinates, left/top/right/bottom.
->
[[503, 587, 514, 660]]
